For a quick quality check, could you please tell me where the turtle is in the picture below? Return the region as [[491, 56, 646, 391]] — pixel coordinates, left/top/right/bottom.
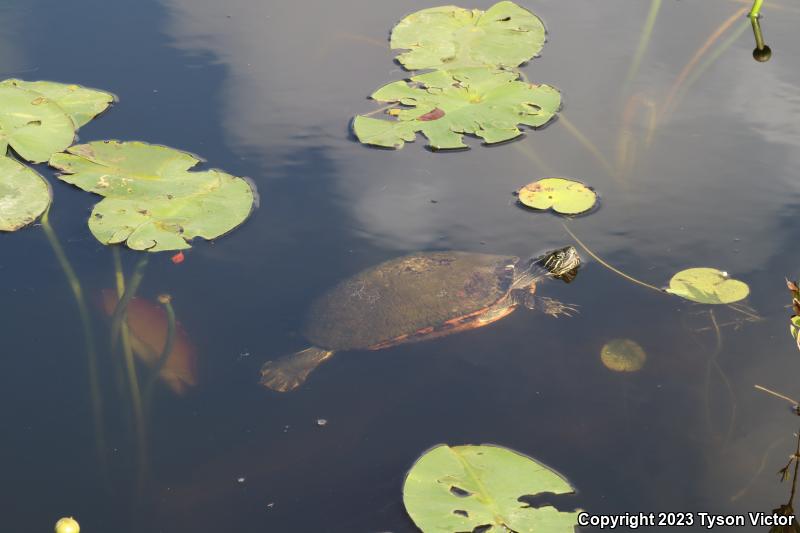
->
[[260, 246, 581, 392]]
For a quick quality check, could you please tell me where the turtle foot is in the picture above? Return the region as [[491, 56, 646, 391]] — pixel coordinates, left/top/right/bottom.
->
[[538, 296, 579, 318], [260, 347, 334, 392]]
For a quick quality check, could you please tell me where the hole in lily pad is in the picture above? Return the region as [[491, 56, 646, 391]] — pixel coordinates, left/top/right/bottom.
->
[[450, 485, 472, 497]]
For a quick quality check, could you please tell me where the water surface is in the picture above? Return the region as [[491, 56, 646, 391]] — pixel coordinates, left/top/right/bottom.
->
[[3, 0, 800, 531]]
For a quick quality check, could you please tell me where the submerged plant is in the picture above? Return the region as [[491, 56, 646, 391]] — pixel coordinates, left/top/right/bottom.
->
[[601, 338, 647, 372], [1, 78, 254, 494]]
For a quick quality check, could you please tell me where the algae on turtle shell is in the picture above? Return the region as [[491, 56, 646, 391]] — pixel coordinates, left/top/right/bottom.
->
[[305, 252, 515, 351]]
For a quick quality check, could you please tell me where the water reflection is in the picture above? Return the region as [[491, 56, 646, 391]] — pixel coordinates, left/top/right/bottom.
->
[[4, 0, 800, 530], [0, 3, 28, 75], [155, 0, 800, 527]]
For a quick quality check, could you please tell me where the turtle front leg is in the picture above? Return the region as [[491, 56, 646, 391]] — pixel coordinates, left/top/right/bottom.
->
[[537, 296, 579, 318]]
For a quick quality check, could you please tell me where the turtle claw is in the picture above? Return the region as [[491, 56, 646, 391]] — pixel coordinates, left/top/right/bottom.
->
[[259, 347, 334, 392], [260, 362, 308, 392], [537, 296, 579, 318]]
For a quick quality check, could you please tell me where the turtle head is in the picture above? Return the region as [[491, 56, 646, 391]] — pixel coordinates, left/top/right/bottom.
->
[[534, 246, 581, 283]]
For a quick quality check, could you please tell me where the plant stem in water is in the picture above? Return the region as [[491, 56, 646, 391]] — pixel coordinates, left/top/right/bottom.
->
[[110, 253, 149, 490], [623, 0, 662, 90], [558, 115, 617, 179], [659, 7, 748, 122], [41, 209, 108, 473], [561, 222, 665, 294], [144, 294, 176, 414], [749, 0, 764, 18]]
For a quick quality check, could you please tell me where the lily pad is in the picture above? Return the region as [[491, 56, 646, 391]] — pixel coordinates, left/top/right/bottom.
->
[[87, 176, 253, 252], [0, 156, 51, 231], [391, 1, 547, 71], [50, 141, 206, 197], [403, 443, 580, 533], [518, 177, 596, 215], [354, 68, 560, 150], [0, 79, 115, 128], [0, 84, 75, 163], [666, 268, 749, 304], [50, 141, 256, 252], [600, 339, 646, 372]]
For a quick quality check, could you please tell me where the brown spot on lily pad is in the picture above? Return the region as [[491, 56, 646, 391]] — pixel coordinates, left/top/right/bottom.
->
[[418, 107, 445, 121]]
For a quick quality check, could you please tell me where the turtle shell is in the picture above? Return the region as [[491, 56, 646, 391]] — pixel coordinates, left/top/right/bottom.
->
[[304, 252, 519, 351]]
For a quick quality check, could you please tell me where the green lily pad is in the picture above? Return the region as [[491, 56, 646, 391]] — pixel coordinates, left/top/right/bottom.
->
[[0, 79, 115, 128], [601, 339, 646, 372], [354, 68, 560, 150], [0, 84, 75, 163], [50, 141, 256, 252], [0, 156, 51, 231], [518, 177, 597, 215], [50, 141, 206, 197], [87, 176, 253, 252], [391, 1, 547, 71], [666, 268, 750, 304], [403, 444, 580, 533]]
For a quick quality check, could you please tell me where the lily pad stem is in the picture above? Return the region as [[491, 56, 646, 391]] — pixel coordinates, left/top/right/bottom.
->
[[561, 222, 665, 294], [40, 208, 107, 473], [109, 253, 149, 490], [659, 7, 748, 122], [754, 385, 799, 407], [558, 115, 617, 179], [110, 255, 149, 352], [749, 0, 763, 18], [623, 0, 662, 90], [144, 294, 176, 414]]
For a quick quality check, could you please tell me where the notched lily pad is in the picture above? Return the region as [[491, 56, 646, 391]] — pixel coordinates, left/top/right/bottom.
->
[[601, 339, 646, 372], [0, 156, 51, 231], [0, 79, 115, 128], [391, 1, 547, 70], [354, 68, 560, 150], [518, 177, 597, 215], [50, 141, 256, 252], [50, 141, 205, 197], [403, 443, 581, 533], [0, 84, 75, 163], [666, 267, 749, 304]]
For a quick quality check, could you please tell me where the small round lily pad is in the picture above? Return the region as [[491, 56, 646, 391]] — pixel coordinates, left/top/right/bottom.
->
[[666, 268, 749, 304], [601, 339, 646, 372], [518, 177, 597, 215]]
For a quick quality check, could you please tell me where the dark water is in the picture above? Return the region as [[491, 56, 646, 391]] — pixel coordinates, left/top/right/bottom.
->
[[3, 0, 800, 531]]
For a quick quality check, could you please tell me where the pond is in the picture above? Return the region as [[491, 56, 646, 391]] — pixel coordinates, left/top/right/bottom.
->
[[3, 0, 800, 531]]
